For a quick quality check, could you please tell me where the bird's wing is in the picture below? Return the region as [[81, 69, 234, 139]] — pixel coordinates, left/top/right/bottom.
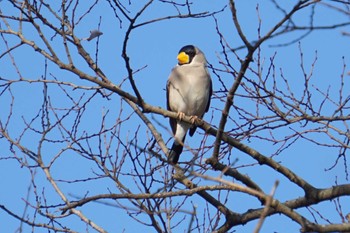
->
[[166, 71, 177, 135], [205, 77, 213, 113]]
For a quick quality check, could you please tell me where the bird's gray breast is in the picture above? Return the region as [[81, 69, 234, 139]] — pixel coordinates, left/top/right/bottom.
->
[[169, 65, 210, 116]]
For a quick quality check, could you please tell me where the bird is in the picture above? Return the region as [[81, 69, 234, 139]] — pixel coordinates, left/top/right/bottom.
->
[[166, 45, 212, 164]]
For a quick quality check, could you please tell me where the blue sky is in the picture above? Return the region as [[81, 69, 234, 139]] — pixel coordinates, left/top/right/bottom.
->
[[1, 0, 350, 232]]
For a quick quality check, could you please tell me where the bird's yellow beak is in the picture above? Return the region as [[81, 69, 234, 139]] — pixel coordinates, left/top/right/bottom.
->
[[177, 52, 189, 64]]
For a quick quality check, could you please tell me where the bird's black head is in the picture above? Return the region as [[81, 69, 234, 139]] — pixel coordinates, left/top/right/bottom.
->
[[177, 45, 196, 65], [179, 45, 196, 58]]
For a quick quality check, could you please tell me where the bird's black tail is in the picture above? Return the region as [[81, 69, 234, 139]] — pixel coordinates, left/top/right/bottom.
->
[[168, 142, 183, 164]]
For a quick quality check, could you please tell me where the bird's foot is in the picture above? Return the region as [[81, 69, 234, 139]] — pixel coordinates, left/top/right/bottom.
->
[[177, 112, 186, 121], [189, 115, 199, 124]]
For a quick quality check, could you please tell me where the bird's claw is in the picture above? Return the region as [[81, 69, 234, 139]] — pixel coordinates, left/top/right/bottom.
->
[[189, 115, 199, 124], [177, 112, 186, 121]]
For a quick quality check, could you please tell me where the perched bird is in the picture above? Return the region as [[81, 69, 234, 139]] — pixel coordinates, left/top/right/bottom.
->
[[166, 45, 212, 164]]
